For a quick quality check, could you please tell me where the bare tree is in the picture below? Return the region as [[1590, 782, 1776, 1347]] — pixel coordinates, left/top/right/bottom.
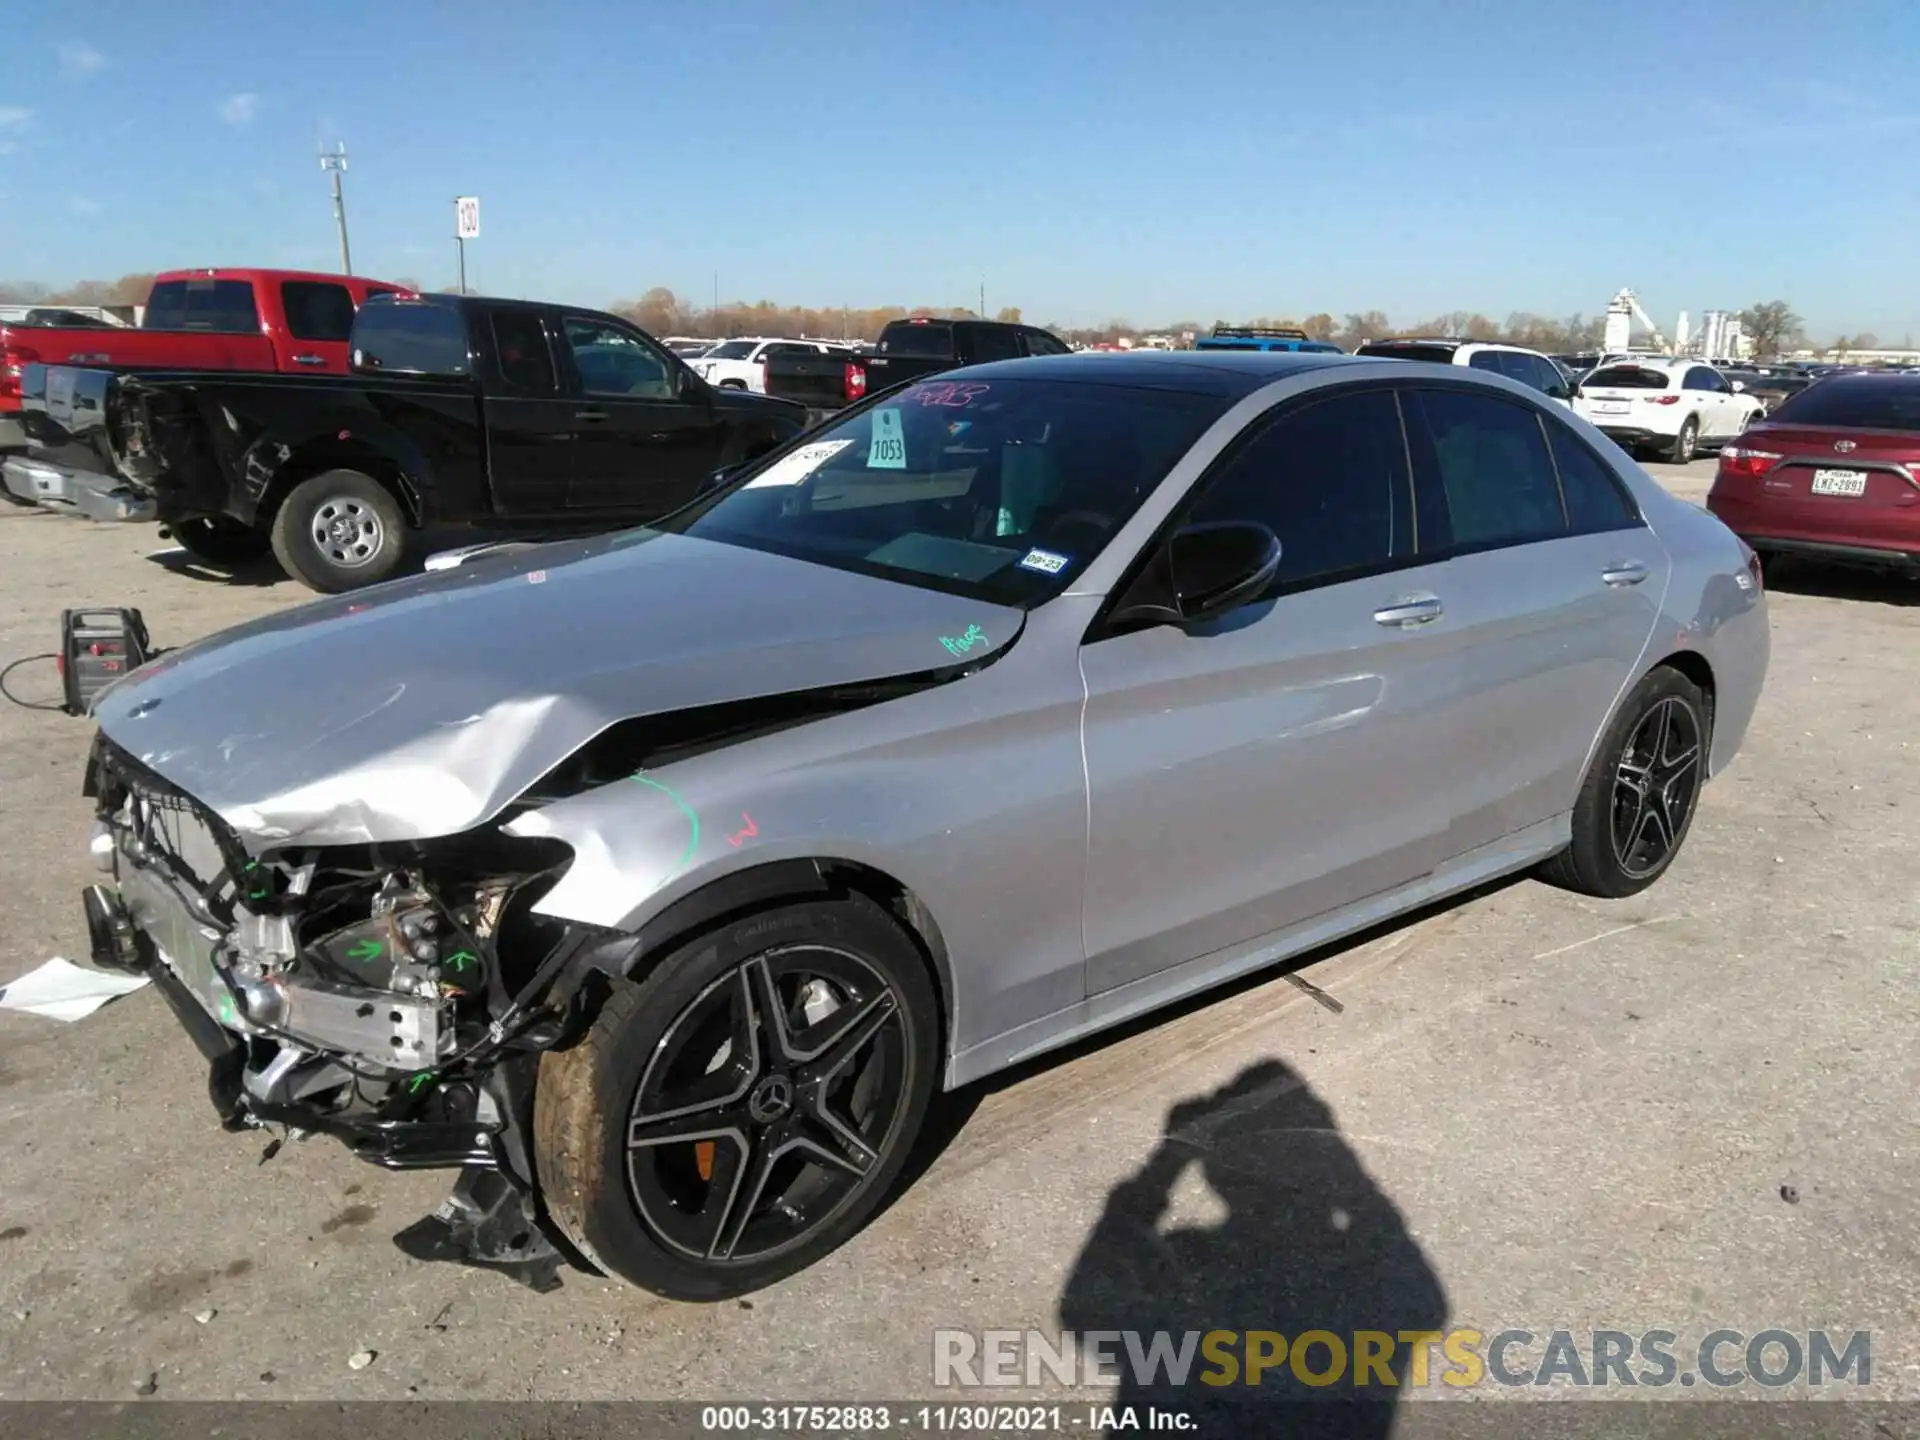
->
[[1739, 300, 1802, 360]]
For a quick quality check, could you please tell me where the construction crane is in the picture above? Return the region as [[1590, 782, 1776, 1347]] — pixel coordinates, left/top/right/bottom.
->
[[1603, 288, 1670, 354]]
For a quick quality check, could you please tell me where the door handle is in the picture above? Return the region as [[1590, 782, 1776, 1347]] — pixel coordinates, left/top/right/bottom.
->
[[291, 354, 327, 366], [1373, 593, 1444, 627], [574, 409, 608, 422], [1602, 560, 1650, 587]]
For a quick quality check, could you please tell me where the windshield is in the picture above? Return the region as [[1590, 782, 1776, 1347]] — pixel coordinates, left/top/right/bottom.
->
[[706, 340, 758, 360], [655, 377, 1230, 606], [1768, 378, 1920, 429]]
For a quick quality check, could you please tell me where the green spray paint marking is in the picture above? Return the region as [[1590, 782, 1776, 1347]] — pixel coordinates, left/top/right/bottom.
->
[[217, 994, 237, 1026], [444, 949, 478, 973], [241, 860, 269, 901], [939, 623, 987, 656], [346, 938, 383, 962], [628, 773, 700, 872], [406, 1071, 435, 1094]]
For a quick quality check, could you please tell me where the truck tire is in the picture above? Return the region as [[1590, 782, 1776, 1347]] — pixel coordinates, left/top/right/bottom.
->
[[169, 516, 270, 569], [269, 470, 410, 593]]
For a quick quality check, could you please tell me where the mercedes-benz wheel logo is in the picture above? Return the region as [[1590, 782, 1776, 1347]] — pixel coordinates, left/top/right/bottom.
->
[[748, 1075, 794, 1123]]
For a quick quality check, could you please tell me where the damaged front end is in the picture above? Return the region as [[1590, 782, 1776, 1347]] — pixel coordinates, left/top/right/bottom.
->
[[82, 736, 632, 1291]]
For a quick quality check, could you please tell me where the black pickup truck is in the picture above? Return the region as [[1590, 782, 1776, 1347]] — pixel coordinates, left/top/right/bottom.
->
[[17, 293, 806, 591], [763, 317, 1072, 420]]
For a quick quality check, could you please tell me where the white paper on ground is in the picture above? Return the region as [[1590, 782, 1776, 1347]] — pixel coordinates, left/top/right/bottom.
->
[[0, 957, 150, 1022]]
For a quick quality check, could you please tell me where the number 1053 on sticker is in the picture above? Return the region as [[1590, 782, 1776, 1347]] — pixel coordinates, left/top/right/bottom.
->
[[868, 408, 908, 469]]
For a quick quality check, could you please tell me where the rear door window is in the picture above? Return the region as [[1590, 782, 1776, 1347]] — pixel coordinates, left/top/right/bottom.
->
[[281, 281, 357, 342], [144, 279, 261, 332], [1469, 350, 1506, 374], [966, 327, 1023, 364], [489, 308, 557, 393], [1546, 424, 1639, 533], [1405, 389, 1568, 550]]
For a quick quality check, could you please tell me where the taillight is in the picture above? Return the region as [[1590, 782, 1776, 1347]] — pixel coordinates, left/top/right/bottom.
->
[[0, 342, 41, 410], [1646, 394, 1681, 405], [844, 363, 867, 400], [1718, 445, 1782, 480]]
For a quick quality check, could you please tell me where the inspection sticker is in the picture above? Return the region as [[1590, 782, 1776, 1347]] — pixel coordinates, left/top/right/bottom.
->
[[745, 439, 853, 488], [1017, 547, 1071, 575], [867, 408, 907, 469]]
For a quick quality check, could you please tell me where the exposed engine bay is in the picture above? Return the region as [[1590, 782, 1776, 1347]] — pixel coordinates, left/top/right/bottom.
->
[[82, 736, 612, 1289]]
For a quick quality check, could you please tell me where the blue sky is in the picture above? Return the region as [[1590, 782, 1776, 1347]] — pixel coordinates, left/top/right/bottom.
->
[[2, 0, 1916, 339]]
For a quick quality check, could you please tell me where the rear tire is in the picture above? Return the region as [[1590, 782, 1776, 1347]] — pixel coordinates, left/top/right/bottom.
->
[[169, 515, 270, 569], [1667, 418, 1699, 464], [1537, 666, 1709, 898], [533, 892, 938, 1300], [268, 469, 409, 593]]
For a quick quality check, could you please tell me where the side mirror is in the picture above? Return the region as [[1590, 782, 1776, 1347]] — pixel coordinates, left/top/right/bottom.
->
[[1114, 520, 1282, 626], [678, 367, 706, 400]]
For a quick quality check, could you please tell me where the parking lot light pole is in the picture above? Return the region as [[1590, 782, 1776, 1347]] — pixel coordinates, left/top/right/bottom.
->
[[319, 144, 352, 276]]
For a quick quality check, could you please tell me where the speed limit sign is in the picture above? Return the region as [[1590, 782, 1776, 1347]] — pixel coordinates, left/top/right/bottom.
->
[[455, 196, 480, 239]]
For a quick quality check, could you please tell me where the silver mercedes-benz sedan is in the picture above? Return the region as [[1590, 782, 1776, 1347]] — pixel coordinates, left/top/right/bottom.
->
[[78, 351, 1768, 1298]]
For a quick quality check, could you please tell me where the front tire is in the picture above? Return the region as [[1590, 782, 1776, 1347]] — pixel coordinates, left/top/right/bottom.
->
[[534, 892, 938, 1300], [1538, 666, 1708, 898], [1668, 417, 1699, 464], [268, 469, 409, 593], [170, 515, 270, 568]]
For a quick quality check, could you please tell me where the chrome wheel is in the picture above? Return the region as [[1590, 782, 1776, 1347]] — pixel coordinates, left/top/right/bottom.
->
[[625, 944, 908, 1265], [309, 495, 387, 569], [1611, 696, 1702, 878], [1673, 420, 1697, 463]]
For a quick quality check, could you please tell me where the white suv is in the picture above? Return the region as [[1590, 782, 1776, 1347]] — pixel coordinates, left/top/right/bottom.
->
[[1572, 358, 1765, 463], [692, 337, 853, 393], [1352, 338, 1575, 406]]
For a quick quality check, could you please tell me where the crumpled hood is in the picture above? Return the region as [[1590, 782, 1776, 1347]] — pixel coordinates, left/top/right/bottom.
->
[[94, 530, 1021, 848]]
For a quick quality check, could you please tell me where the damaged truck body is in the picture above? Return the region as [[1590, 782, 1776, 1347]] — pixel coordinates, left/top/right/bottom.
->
[[75, 354, 1769, 1299]]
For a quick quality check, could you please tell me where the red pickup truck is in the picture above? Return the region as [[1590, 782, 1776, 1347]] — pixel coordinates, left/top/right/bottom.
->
[[3, 267, 404, 516]]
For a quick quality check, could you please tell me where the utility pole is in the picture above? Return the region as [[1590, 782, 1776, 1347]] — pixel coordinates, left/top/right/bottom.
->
[[979, 279, 986, 319], [319, 143, 352, 275]]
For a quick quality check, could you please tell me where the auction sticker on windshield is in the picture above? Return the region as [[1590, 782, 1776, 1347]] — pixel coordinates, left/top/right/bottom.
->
[[1017, 547, 1070, 575], [745, 439, 853, 488], [867, 408, 907, 469]]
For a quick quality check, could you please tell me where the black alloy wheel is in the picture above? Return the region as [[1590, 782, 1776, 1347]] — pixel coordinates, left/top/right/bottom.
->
[[1609, 695, 1703, 879], [625, 946, 908, 1265], [534, 893, 937, 1299], [1538, 665, 1709, 898]]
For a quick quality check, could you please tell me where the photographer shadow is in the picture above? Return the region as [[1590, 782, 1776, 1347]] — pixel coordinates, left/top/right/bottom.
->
[[1058, 1059, 1447, 1438]]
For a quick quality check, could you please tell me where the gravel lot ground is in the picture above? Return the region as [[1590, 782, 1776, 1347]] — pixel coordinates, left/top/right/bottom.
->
[[1, 459, 1916, 1416]]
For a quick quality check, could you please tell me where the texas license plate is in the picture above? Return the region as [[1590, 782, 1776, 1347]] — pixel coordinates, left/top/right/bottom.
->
[[1810, 469, 1868, 496], [1593, 401, 1629, 415]]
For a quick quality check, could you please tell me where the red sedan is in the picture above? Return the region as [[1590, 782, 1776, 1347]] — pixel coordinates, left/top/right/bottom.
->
[[1707, 373, 1920, 577]]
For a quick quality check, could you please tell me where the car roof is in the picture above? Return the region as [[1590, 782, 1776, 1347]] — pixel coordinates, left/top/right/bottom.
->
[[954, 349, 1361, 396]]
